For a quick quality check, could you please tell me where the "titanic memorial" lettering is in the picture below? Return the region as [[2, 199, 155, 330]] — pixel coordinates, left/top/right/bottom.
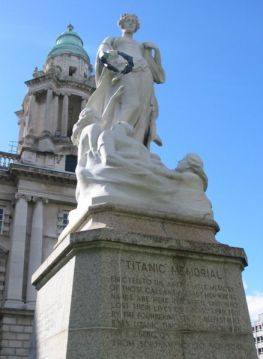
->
[[108, 255, 243, 343]]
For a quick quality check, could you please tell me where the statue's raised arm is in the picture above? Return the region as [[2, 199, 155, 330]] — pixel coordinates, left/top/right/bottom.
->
[[81, 13, 165, 148]]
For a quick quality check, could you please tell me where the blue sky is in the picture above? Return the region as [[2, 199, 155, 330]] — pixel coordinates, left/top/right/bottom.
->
[[0, 0, 262, 320]]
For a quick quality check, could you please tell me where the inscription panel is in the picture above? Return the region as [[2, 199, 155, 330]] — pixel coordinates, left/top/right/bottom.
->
[[108, 329, 183, 359], [104, 330, 256, 359], [103, 250, 252, 356], [107, 253, 248, 335]]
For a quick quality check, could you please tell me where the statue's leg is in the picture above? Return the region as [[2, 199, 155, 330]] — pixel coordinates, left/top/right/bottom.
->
[[118, 72, 142, 127], [120, 70, 153, 144]]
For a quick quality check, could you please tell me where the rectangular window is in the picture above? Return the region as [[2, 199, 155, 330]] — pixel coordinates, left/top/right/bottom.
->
[[57, 210, 70, 235], [62, 212, 69, 228], [65, 155, 77, 172], [0, 208, 4, 234], [69, 66, 77, 76]]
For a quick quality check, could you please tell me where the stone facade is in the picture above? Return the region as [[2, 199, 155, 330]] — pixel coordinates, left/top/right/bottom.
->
[[0, 25, 94, 358], [0, 310, 33, 358]]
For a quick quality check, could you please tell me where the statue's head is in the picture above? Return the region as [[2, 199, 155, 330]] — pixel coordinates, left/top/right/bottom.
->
[[177, 153, 203, 170], [118, 13, 140, 33], [176, 153, 208, 191]]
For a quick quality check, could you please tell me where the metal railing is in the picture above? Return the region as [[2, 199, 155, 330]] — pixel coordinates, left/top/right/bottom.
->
[[0, 151, 19, 168]]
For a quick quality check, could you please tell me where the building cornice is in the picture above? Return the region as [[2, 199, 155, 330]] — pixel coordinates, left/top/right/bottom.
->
[[25, 73, 95, 94], [9, 163, 76, 185], [0, 307, 34, 316]]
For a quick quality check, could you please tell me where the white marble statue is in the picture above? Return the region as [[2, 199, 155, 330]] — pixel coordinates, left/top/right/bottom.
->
[[65, 118, 213, 238], [81, 13, 165, 147], [59, 14, 214, 240]]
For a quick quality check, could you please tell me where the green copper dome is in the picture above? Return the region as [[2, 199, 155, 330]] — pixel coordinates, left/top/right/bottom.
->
[[48, 24, 90, 63]]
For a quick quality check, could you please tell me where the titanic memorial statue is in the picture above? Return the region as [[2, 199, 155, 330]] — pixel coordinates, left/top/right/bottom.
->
[[59, 13, 214, 240], [31, 14, 257, 359]]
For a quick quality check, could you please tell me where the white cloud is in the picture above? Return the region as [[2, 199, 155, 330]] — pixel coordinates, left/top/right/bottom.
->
[[243, 280, 248, 291], [246, 293, 263, 322]]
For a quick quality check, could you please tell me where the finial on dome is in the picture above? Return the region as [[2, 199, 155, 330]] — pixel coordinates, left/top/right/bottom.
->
[[67, 24, 74, 32]]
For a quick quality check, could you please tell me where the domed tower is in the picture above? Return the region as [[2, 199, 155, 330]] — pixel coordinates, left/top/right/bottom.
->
[[0, 26, 95, 355], [17, 25, 95, 172]]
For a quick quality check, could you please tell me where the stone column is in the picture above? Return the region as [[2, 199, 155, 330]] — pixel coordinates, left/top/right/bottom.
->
[[26, 197, 47, 309], [61, 94, 69, 136], [27, 94, 36, 137], [5, 193, 31, 308], [45, 89, 53, 134], [53, 94, 59, 134]]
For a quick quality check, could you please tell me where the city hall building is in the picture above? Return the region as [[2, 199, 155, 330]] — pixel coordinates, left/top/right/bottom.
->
[[0, 25, 94, 357]]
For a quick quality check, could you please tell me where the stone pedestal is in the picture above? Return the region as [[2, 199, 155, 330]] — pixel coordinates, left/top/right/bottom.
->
[[32, 206, 256, 359]]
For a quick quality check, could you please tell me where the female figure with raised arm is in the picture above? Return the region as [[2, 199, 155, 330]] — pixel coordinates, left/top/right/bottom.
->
[[85, 13, 165, 148]]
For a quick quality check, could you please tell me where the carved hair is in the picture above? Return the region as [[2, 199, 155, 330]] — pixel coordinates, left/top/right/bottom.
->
[[118, 13, 140, 32]]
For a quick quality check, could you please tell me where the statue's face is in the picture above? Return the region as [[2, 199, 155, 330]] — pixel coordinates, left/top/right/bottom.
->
[[121, 16, 138, 33]]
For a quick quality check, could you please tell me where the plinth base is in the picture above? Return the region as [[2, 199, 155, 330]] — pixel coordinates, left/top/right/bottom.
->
[[32, 221, 256, 359], [58, 202, 219, 244]]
